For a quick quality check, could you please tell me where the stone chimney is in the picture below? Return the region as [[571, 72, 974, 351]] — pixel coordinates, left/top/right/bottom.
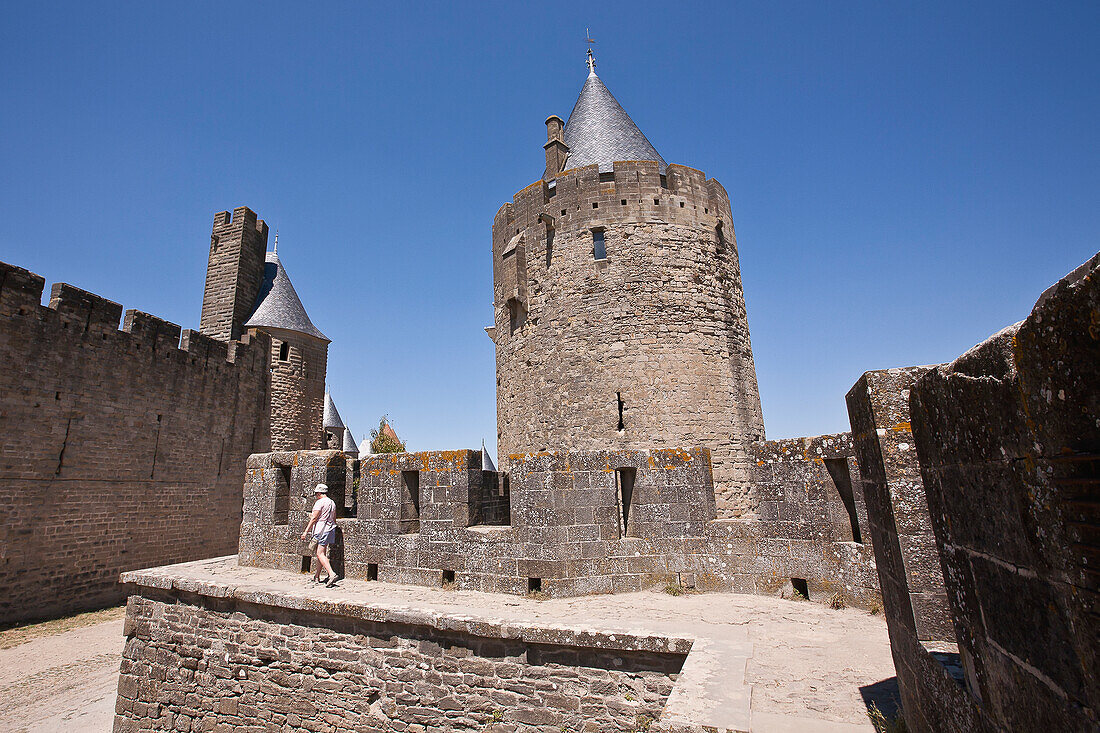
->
[[543, 115, 569, 178]]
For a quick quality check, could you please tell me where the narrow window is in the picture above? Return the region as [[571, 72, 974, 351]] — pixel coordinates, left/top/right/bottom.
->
[[545, 227, 554, 268], [679, 201, 685, 208], [654, 198, 660, 205], [716, 223, 727, 253], [592, 229, 606, 260], [616, 392, 625, 431], [508, 298, 526, 335], [615, 468, 637, 537], [273, 464, 291, 525], [400, 470, 420, 533], [659, 174, 668, 188], [824, 458, 863, 543], [278, 341, 289, 361]]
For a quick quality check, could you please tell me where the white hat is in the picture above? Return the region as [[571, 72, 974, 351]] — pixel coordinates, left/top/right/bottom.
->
[[314, 483, 328, 494]]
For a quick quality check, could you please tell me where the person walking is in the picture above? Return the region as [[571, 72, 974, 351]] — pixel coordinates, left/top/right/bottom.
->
[[301, 483, 341, 587]]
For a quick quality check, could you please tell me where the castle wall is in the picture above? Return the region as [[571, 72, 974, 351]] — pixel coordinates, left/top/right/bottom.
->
[[199, 207, 268, 342], [264, 332, 327, 451], [239, 445, 879, 607], [492, 162, 763, 519], [113, 581, 684, 733], [0, 260, 269, 625], [903, 252, 1099, 733]]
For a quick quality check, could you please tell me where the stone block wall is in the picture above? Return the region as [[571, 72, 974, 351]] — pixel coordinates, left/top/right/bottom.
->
[[846, 368, 953, 642], [240, 445, 880, 608], [264, 332, 328, 451], [492, 161, 763, 518], [905, 251, 1100, 732], [0, 260, 269, 624], [199, 207, 268, 342], [114, 588, 683, 733], [846, 368, 968, 733], [742, 433, 879, 603]]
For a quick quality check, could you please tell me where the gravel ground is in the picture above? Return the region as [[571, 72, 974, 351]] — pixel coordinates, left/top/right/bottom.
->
[[0, 607, 125, 732]]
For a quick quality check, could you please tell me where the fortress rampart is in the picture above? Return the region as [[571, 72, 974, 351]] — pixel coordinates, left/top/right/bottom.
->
[[492, 161, 764, 519], [238, 439, 879, 606], [0, 260, 270, 624]]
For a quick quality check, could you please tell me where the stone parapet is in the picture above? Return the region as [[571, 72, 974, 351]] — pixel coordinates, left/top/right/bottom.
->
[[0, 259, 270, 625]]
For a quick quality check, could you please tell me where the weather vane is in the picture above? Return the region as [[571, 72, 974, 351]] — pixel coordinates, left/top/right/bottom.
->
[[273, 228, 279, 254], [585, 28, 596, 74]]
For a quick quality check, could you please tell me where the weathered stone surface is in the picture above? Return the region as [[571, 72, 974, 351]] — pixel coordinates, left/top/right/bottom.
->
[[905, 250, 1100, 733], [240, 444, 880, 609], [492, 162, 763, 518], [0, 259, 270, 625]]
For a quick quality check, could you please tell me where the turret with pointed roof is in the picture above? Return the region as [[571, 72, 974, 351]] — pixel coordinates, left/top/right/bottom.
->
[[491, 53, 764, 518]]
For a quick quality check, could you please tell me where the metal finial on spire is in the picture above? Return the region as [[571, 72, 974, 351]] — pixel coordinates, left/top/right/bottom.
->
[[273, 228, 279, 254], [585, 28, 597, 76]]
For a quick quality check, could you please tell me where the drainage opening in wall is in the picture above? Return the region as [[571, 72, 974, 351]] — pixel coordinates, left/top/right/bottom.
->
[[442, 570, 455, 586], [528, 577, 542, 593], [367, 563, 379, 581], [300, 556, 311, 574], [791, 578, 810, 599]]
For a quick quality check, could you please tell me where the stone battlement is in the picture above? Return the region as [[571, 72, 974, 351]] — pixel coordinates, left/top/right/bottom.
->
[[0, 258, 270, 625], [239, 444, 880, 607], [0, 261, 266, 371], [494, 161, 732, 254]]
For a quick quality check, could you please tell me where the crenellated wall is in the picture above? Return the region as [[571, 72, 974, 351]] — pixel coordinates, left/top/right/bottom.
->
[[492, 161, 764, 518], [0, 260, 270, 624], [239, 442, 879, 607]]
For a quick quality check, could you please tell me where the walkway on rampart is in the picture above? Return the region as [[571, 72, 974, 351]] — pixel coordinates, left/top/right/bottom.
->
[[121, 556, 897, 732]]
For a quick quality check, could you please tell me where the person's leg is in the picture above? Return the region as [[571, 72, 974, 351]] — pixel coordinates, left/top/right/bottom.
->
[[317, 544, 335, 580]]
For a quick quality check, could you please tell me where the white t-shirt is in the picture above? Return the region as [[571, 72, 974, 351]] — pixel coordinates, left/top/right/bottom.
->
[[312, 496, 337, 535]]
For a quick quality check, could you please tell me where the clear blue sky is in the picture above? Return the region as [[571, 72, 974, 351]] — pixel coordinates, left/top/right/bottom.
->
[[2, 2, 1097, 456]]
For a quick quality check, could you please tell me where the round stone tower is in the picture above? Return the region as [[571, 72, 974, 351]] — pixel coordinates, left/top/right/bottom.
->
[[244, 247, 329, 452], [490, 59, 764, 516]]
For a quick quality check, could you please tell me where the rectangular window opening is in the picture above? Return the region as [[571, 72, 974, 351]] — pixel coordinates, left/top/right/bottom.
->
[[659, 174, 668, 188], [791, 578, 810, 599], [442, 569, 455, 586], [824, 458, 863, 543], [653, 198, 660, 205], [616, 392, 625, 431], [278, 341, 289, 361], [528, 577, 542, 593], [599, 171, 615, 183], [592, 229, 606, 260], [545, 228, 554, 268], [273, 464, 291, 525], [679, 201, 685, 208], [367, 563, 379, 581], [400, 470, 420, 533], [592, 202, 598, 208], [615, 467, 637, 538], [620, 199, 626, 205]]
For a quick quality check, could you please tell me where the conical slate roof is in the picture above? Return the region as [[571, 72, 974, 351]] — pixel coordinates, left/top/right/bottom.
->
[[561, 69, 666, 174], [322, 392, 345, 432], [244, 252, 328, 341], [342, 428, 358, 453]]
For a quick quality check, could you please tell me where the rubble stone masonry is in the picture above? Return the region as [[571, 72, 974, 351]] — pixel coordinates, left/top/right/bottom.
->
[[114, 589, 682, 733], [0, 260, 269, 624], [492, 162, 763, 518]]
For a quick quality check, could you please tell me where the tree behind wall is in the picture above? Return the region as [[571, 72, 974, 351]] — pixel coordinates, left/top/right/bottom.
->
[[370, 416, 406, 454]]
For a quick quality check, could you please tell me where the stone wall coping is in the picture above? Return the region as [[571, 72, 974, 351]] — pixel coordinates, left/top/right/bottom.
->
[[121, 556, 765, 731]]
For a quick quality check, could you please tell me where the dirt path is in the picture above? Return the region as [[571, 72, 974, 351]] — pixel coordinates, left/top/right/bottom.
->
[[0, 608, 125, 733]]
